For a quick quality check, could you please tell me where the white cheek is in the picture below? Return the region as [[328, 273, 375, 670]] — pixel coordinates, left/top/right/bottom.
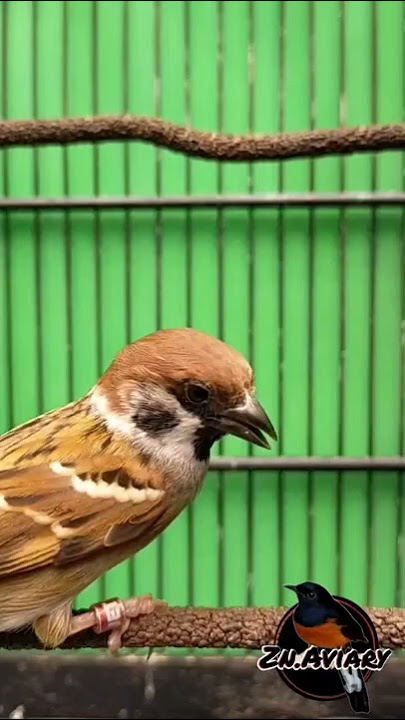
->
[[91, 390, 134, 437], [147, 412, 201, 451], [90, 387, 206, 477], [132, 405, 202, 468]]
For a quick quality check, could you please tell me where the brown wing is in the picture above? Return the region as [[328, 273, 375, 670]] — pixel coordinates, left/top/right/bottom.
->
[[0, 461, 168, 577]]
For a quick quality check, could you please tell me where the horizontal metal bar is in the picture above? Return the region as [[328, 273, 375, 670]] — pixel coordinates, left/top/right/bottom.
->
[[209, 456, 405, 471], [0, 192, 404, 211]]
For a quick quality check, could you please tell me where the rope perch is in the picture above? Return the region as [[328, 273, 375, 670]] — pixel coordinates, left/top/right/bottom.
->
[[0, 115, 404, 160], [0, 606, 403, 651]]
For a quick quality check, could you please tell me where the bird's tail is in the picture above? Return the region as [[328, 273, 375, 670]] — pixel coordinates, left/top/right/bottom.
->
[[338, 667, 369, 714]]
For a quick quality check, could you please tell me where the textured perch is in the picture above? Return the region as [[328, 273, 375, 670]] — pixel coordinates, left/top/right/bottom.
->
[[0, 606, 403, 651], [0, 115, 404, 160]]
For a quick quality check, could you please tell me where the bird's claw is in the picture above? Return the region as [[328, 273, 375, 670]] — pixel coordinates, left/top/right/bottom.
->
[[68, 594, 166, 653], [93, 595, 167, 653], [92, 598, 129, 653]]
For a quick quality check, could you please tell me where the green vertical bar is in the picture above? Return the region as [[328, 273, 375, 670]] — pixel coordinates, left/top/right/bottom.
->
[[251, 0, 281, 607], [95, 0, 130, 601], [221, 1, 250, 607], [341, 0, 372, 605], [311, 1, 340, 592], [6, 1, 38, 428], [66, 0, 100, 609], [36, 1, 69, 413], [159, 0, 189, 607], [401, 3, 405, 612], [189, 0, 220, 608], [281, 0, 310, 604], [370, 1, 403, 607], [128, 0, 158, 600], [0, 2, 9, 436], [66, 0, 98, 398]]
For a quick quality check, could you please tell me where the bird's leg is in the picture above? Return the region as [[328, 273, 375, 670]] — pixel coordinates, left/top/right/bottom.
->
[[294, 645, 315, 664], [67, 595, 166, 653], [328, 654, 338, 671]]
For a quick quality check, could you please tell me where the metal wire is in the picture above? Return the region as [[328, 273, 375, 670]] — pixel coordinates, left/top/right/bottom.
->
[[209, 456, 405, 471], [336, 0, 346, 598], [0, 191, 404, 211], [154, 0, 163, 608], [277, 0, 285, 607], [216, 0, 225, 610]]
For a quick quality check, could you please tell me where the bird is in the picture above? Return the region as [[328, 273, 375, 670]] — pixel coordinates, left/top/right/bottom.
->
[[285, 581, 370, 714], [0, 327, 277, 652]]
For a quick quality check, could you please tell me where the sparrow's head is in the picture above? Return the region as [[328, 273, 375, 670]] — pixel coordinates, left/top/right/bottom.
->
[[93, 328, 277, 470]]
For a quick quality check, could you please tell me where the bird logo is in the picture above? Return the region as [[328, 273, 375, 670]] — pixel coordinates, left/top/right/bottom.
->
[[258, 581, 392, 715], [285, 582, 370, 713]]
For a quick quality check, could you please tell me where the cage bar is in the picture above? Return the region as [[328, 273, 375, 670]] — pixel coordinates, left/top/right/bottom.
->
[[0, 191, 404, 211]]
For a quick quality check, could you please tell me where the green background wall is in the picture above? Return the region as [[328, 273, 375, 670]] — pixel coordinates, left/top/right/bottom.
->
[[0, 1, 403, 613]]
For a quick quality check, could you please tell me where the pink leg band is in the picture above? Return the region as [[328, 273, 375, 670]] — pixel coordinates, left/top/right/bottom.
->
[[92, 599, 126, 634]]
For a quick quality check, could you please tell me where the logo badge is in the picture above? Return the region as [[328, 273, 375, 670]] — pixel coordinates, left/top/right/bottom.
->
[[257, 582, 391, 715]]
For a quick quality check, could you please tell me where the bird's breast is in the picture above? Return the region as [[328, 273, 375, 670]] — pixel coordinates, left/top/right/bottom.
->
[[294, 620, 350, 649], [162, 457, 209, 501]]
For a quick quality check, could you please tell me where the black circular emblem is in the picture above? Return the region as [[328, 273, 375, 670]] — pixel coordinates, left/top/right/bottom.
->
[[274, 596, 378, 701]]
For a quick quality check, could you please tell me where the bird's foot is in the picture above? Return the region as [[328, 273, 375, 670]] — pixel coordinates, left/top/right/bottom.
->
[[68, 594, 166, 653]]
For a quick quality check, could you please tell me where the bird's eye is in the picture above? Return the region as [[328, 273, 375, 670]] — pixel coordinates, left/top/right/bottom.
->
[[185, 382, 210, 404], [307, 591, 316, 599]]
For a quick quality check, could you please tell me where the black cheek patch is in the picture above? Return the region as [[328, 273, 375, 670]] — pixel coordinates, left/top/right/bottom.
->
[[132, 405, 179, 436]]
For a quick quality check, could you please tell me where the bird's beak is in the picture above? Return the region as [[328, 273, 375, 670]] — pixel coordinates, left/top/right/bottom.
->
[[216, 396, 277, 449], [284, 584, 298, 594]]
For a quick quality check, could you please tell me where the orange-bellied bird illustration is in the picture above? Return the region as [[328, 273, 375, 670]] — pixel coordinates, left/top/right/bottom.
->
[[0, 328, 277, 651], [285, 582, 370, 714]]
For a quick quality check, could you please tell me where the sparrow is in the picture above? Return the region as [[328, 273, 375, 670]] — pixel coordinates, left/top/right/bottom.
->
[[0, 328, 277, 651]]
